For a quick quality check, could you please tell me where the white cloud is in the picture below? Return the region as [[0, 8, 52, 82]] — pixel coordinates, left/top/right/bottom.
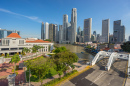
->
[[0, 8, 42, 23]]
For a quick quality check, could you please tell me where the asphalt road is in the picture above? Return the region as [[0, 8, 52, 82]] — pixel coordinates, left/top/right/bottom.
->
[[61, 58, 127, 86]]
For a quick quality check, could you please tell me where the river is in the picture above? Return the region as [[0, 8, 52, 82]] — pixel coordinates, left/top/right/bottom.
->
[[56, 44, 94, 62]]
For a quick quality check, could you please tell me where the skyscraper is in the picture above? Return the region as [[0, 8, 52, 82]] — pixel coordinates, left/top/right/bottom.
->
[[71, 8, 77, 44], [113, 20, 125, 43], [49, 24, 54, 42], [41, 22, 44, 40], [93, 31, 96, 37], [56, 25, 59, 42], [0, 30, 4, 39], [7, 31, 13, 36], [45, 22, 49, 39], [53, 24, 57, 42], [59, 25, 63, 43], [77, 26, 81, 35], [84, 18, 92, 42], [102, 19, 109, 43], [63, 14, 68, 41], [97, 34, 100, 42], [66, 22, 71, 41]]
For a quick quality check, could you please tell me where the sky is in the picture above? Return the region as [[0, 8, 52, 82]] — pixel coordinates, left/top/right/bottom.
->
[[0, 0, 130, 40]]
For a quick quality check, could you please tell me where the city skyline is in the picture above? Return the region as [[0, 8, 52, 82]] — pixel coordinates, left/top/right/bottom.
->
[[0, 0, 130, 40]]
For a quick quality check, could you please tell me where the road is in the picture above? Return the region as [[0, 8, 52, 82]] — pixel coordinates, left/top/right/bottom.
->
[[61, 58, 127, 86]]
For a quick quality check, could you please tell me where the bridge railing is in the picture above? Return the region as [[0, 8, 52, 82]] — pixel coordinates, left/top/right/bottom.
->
[[91, 51, 106, 66], [105, 52, 118, 71], [128, 54, 130, 78]]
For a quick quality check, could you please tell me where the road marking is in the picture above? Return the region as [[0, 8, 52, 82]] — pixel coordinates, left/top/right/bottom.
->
[[90, 71, 107, 85], [81, 78, 84, 80]]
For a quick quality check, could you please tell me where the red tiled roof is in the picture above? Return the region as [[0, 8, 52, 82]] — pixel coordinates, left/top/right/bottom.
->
[[26, 39, 51, 43], [7, 33, 21, 38]]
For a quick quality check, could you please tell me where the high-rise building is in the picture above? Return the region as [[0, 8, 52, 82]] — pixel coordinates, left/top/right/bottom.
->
[[101, 19, 109, 43], [97, 34, 100, 42], [0, 30, 4, 39], [45, 22, 49, 39], [63, 14, 68, 41], [0, 29, 20, 39], [53, 24, 57, 42], [129, 36, 130, 41], [59, 25, 63, 43], [7, 31, 13, 36], [91, 35, 96, 42], [81, 31, 84, 36], [56, 25, 59, 42], [113, 20, 125, 43], [93, 31, 96, 37], [71, 8, 77, 44], [49, 24, 54, 42], [41, 22, 44, 40], [84, 18, 92, 42], [66, 22, 71, 41], [77, 26, 81, 35]]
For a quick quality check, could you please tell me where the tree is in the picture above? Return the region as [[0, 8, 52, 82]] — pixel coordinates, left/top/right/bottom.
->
[[10, 54, 20, 73], [22, 47, 30, 55], [53, 51, 78, 77], [53, 46, 68, 53], [86, 45, 91, 49], [25, 57, 52, 86], [44, 39, 51, 42], [121, 41, 130, 52], [6, 53, 9, 58], [31, 45, 44, 53]]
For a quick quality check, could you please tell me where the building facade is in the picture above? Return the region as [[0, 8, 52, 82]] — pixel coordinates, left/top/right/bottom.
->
[[71, 8, 77, 44], [84, 18, 92, 42], [77, 26, 81, 35], [63, 14, 68, 41], [59, 25, 63, 43], [102, 19, 109, 43], [49, 24, 54, 42], [113, 20, 125, 43], [0, 33, 53, 55], [41, 22, 44, 40], [45, 22, 49, 39], [0, 29, 20, 39]]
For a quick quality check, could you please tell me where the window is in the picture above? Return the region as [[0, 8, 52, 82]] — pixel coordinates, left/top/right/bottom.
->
[[1, 48, 9, 50], [10, 48, 17, 50], [19, 40, 24, 44]]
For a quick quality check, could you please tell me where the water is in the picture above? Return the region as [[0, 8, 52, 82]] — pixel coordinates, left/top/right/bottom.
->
[[56, 44, 94, 62]]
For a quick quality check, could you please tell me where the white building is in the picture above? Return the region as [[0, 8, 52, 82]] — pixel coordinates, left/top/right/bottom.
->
[[84, 18, 92, 42], [63, 14, 68, 41], [45, 22, 49, 39], [71, 8, 77, 44], [0, 33, 53, 55]]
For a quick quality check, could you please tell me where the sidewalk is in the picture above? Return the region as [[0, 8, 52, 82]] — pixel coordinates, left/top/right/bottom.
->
[[125, 78, 130, 86]]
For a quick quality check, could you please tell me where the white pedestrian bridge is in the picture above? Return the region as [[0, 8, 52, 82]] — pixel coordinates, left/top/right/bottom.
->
[[91, 51, 130, 78]]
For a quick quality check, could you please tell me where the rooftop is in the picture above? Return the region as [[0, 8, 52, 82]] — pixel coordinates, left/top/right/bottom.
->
[[6, 33, 21, 38]]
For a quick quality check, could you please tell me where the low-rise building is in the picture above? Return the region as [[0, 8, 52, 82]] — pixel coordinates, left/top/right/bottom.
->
[[0, 33, 53, 55]]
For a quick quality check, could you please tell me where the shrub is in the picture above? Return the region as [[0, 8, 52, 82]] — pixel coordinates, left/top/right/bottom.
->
[[1, 53, 5, 56], [43, 70, 78, 86]]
